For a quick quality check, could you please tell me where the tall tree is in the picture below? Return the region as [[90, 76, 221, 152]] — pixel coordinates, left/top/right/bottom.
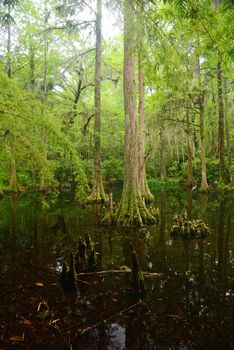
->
[[217, 53, 230, 183], [185, 96, 194, 187], [114, 0, 155, 226], [197, 54, 209, 193], [138, 53, 154, 201], [89, 0, 106, 203], [159, 114, 167, 181], [0, 0, 20, 77]]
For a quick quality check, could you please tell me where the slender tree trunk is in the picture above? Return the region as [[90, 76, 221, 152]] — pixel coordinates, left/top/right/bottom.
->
[[89, 0, 106, 203], [159, 116, 167, 180], [7, 3, 12, 78], [40, 2, 49, 191], [198, 93, 209, 192], [43, 1, 48, 102], [138, 58, 154, 201], [29, 44, 36, 90], [186, 98, 194, 187], [224, 78, 232, 182], [9, 157, 18, 192], [217, 56, 229, 183], [114, 0, 155, 226], [197, 54, 209, 193]]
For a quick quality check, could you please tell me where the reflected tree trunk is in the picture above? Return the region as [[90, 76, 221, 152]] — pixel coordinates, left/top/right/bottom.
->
[[217, 198, 226, 301], [10, 196, 17, 287], [159, 188, 166, 267]]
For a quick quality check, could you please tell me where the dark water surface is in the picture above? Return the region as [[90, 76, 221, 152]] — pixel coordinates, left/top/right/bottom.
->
[[0, 188, 233, 349]]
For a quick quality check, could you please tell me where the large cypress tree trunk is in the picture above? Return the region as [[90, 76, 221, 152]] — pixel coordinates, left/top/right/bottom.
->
[[89, 0, 106, 203], [138, 60, 154, 202], [115, 0, 155, 226]]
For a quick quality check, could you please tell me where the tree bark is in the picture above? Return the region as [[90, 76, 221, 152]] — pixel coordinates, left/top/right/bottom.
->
[[217, 56, 229, 183], [29, 44, 36, 90], [197, 54, 209, 193], [43, 2, 48, 102], [159, 115, 167, 180], [224, 78, 232, 182], [114, 0, 155, 226], [65, 68, 84, 132], [7, 3, 12, 78], [198, 93, 209, 192], [89, 0, 106, 203], [138, 59, 154, 202], [9, 157, 18, 192], [185, 98, 194, 187]]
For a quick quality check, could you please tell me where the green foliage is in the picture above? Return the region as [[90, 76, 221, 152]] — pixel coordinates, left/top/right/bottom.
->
[[74, 159, 90, 204], [167, 161, 180, 178], [103, 157, 123, 181], [0, 0, 233, 195], [17, 171, 37, 188]]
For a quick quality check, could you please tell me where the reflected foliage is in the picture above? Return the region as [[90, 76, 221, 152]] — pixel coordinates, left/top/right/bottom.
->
[[0, 188, 233, 349]]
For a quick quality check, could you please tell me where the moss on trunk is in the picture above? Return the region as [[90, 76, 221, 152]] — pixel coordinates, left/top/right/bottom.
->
[[115, 187, 156, 227], [113, 0, 156, 227], [89, 178, 107, 203]]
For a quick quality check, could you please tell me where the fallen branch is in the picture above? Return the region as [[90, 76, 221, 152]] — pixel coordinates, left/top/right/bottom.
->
[[77, 278, 92, 286], [77, 270, 163, 278]]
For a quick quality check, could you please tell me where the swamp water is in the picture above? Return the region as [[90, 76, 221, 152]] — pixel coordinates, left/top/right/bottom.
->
[[0, 188, 233, 349]]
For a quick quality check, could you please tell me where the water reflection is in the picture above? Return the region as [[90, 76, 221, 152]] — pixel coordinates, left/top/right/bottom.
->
[[0, 189, 233, 349]]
